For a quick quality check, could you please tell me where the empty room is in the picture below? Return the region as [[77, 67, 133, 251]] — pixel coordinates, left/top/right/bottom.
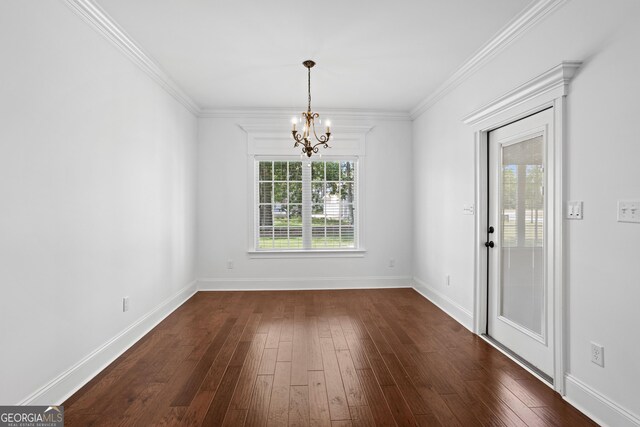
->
[[1, 0, 639, 425]]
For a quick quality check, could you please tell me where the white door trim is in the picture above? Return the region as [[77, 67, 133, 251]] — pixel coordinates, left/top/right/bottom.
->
[[464, 61, 581, 395]]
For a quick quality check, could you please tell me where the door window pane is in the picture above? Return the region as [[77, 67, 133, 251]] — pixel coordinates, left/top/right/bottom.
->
[[500, 136, 544, 336]]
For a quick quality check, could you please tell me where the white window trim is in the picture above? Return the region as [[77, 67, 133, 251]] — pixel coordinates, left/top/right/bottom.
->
[[240, 122, 372, 257], [247, 249, 366, 259], [251, 156, 362, 253]]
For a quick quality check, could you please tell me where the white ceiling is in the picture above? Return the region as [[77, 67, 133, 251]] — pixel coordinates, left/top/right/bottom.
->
[[96, 0, 531, 112]]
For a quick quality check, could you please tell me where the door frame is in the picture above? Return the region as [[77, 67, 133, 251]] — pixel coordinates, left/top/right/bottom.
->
[[463, 61, 581, 395]]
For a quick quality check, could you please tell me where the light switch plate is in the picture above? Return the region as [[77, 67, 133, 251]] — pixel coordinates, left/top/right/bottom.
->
[[617, 200, 640, 223], [566, 201, 583, 220]]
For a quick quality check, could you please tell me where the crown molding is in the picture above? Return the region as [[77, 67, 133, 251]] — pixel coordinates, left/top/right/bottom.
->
[[58, 0, 410, 123], [462, 60, 581, 126], [64, 0, 567, 122], [199, 107, 411, 121], [410, 0, 569, 120], [63, 0, 201, 115], [238, 122, 374, 135]]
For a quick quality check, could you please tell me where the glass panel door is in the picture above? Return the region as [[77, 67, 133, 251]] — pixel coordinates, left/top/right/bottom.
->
[[487, 107, 554, 379], [500, 135, 545, 336]]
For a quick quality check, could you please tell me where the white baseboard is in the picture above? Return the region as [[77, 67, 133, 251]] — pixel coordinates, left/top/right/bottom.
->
[[19, 273, 635, 427], [197, 275, 412, 291], [411, 276, 474, 331], [18, 280, 197, 406], [410, 276, 639, 427], [564, 374, 640, 427]]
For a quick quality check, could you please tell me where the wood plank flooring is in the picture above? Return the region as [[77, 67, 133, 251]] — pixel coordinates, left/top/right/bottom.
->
[[63, 289, 597, 426]]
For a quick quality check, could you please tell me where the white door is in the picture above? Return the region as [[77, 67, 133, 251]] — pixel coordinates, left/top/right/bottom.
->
[[487, 108, 554, 378]]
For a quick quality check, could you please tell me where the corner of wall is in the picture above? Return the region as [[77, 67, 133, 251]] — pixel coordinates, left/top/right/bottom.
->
[[411, 276, 474, 331], [18, 281, 197, 406]]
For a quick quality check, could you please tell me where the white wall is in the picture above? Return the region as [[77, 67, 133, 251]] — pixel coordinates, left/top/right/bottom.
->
[[0, 1, 197, 404], [4, 0, 638, 421], [197, 117, 413, 287], [412, 0, 640, 423]]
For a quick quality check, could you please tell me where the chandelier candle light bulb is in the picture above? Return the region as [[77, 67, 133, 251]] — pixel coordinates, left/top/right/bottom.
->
[[291, 60, 332, 157]]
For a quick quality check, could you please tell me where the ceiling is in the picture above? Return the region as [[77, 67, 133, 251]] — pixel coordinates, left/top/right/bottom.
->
[[96, 0, 531, 112]]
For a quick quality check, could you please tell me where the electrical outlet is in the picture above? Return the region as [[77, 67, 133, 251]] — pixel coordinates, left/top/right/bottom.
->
[[226, 259, 234, 269], [446, 275, 451, 286], [388, 258, 395, 268], [591, 342, 604, 367], [618, 200, 640, 223], [566, 201, 583, 219], [123, 296, 130, 312]]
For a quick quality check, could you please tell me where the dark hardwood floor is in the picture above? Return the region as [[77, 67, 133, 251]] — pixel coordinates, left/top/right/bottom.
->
[[63, 289, 597, 426]]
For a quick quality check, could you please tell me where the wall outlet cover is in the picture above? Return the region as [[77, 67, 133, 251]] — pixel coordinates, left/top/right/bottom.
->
[[617, 200, 640, 223], [591, 342, 604, 367], [566, 201, 583, 219]]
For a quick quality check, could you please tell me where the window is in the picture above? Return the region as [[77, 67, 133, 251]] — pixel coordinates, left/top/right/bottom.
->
[[256, 158, 358, 250]]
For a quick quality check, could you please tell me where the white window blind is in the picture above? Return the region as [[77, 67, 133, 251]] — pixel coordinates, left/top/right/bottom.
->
[[256, 158, 358, 250]]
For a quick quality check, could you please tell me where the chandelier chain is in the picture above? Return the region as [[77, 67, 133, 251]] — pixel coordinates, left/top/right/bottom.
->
[[307, 66, 311, 112]]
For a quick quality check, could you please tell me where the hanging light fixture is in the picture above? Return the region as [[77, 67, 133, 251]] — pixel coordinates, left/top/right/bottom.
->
[[291, 60, 331, 157]]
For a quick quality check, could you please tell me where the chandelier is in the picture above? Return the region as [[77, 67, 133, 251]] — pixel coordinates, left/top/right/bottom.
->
[[291, 60, 331, 157]]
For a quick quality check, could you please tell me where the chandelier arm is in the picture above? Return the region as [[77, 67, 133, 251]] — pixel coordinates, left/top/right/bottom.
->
[[312, 121, 330, 144], [310, 119, 320, 141], [313, 133, 330, 144], [312, 140, 330, 149], [292, 131, 305, 145], [310, 115, 330, 145]]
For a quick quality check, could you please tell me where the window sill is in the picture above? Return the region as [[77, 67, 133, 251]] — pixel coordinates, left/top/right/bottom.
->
[[248, 249, 366, 259]]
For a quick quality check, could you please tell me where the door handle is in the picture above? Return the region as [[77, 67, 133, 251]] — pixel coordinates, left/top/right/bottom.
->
[[488, 226, 495, 234], [485, 241, 494, 248]]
